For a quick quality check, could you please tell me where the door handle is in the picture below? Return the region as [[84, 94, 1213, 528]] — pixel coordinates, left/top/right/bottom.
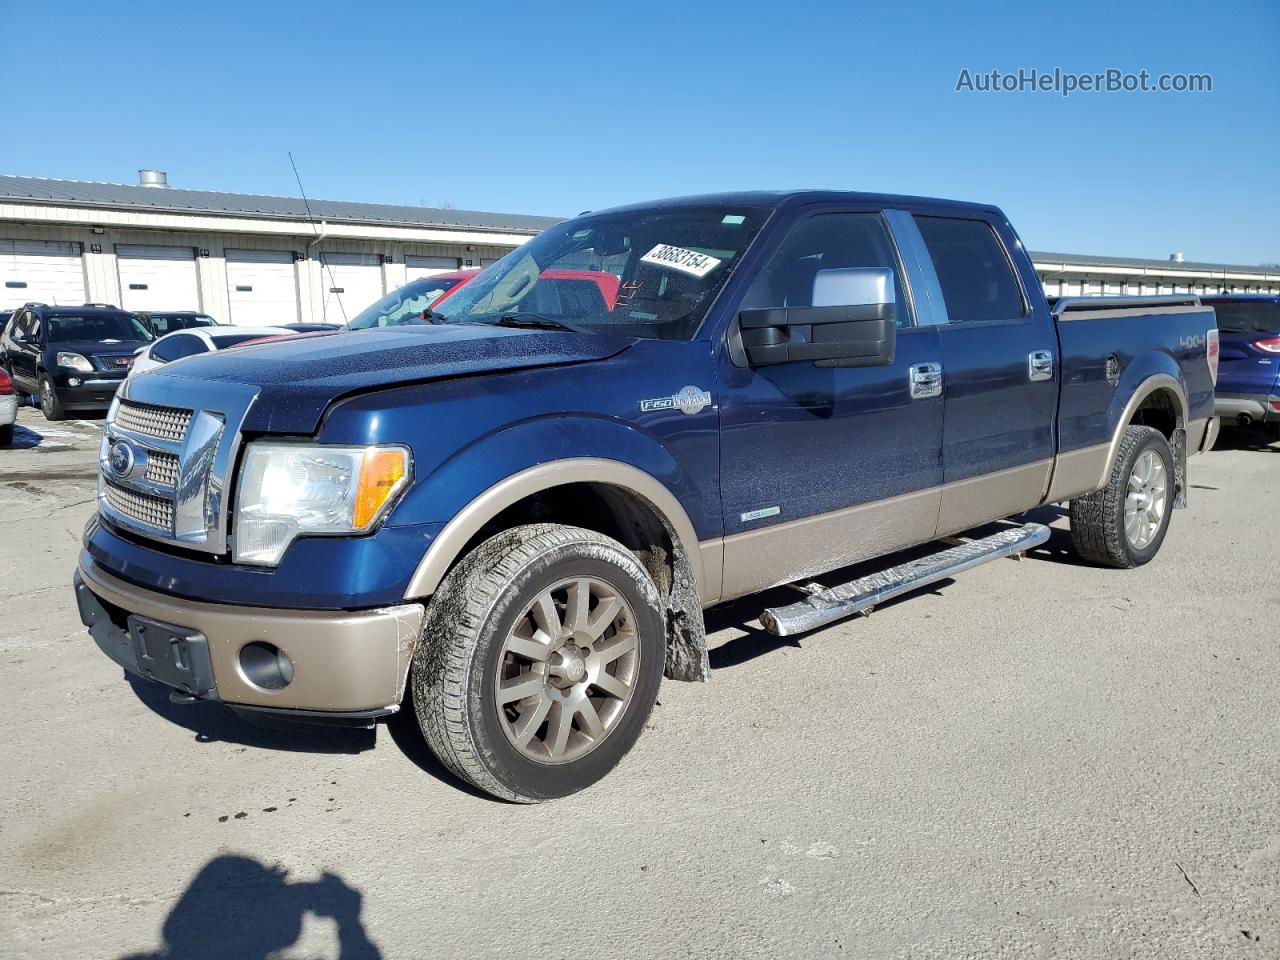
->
[[1028, 350, 1054, 382], [909, 361, 943, 399]]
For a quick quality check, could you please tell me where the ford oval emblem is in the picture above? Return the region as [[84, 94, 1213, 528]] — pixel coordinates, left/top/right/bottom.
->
[[108, 440, 136, 478]]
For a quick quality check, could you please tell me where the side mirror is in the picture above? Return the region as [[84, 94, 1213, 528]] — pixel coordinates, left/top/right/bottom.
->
[[737, 267, 897, 367], [133, 347, 147, 357]]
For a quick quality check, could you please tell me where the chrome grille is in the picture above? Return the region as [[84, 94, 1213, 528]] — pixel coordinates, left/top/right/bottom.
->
[[114, 400, 192, 442], [104, 479, 173, 531], [144, 450, 180, 488]]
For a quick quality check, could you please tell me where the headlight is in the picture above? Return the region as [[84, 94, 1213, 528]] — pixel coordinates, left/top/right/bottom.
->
[[56, 351, 94, 373], [233, 442, 411, 565]]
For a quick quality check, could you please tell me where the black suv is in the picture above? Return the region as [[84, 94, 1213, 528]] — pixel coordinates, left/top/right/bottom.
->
[[0, 304, 154, 419]]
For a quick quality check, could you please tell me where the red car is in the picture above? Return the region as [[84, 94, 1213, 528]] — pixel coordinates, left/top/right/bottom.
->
[[348, 270, 480, 329]]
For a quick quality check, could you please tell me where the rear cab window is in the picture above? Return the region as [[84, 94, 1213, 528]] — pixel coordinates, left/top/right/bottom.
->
[[913, 215, 1026, 323], [152, 334, 206, 363]]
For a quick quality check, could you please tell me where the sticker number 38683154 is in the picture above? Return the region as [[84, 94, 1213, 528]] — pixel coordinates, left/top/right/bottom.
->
[[640, 244, 722, 278]]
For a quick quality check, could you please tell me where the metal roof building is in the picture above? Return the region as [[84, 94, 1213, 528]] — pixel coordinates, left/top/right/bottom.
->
[[0, 171, 1276, 323], [0, 172, 560, 324]]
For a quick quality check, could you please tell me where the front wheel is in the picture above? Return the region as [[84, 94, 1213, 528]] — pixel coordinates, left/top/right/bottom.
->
[[1069, 425, 1175, 568], [38, 373, 65, 421], [412, 524, 666, 802]]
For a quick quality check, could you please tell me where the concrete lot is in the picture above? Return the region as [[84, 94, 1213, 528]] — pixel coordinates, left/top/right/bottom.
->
[[2, 402, 1278, 959]]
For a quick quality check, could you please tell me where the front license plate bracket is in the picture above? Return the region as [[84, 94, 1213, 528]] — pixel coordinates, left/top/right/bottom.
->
[[127, 614, 217, 696]]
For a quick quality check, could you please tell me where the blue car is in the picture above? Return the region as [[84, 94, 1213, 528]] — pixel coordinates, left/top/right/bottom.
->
[[1202, 295, 1280, 431]]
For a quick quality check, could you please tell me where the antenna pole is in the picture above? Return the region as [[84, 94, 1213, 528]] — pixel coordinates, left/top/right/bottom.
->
[[288, 152, 349, 328]]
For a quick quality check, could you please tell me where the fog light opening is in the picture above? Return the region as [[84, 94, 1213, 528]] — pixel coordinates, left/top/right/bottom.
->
[[239, 641, 294, 691]]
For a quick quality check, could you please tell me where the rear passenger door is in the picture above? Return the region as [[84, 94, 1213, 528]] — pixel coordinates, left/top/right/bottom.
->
[[8, 310, 41, 390], [909, 212, 1058, 534]]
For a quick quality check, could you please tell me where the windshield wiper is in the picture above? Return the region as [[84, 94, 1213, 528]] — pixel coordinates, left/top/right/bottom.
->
[[491, 313, 581, 333]]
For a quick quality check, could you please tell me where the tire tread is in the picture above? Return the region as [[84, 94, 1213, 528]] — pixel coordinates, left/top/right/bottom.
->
[[1069, 425, 1169, 568]]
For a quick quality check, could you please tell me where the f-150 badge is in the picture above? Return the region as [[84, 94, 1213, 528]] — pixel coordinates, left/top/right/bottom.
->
[[640, 385, 712, 415]]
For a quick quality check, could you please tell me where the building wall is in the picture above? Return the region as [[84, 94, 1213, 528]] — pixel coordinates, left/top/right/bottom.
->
[[0, 213, 530, 323], [5, 205, 1278, 319], [1035, 263, 1280, 298]]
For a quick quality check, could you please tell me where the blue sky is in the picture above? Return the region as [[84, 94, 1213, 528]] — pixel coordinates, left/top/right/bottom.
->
[[3, 0, 1276, 264]]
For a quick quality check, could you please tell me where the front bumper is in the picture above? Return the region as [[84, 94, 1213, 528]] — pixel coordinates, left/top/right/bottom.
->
[[1215, 392, 1280, 426], [55, 375, 126, 410], [75, 557, 425, 716], [0, 393, 17, 427]]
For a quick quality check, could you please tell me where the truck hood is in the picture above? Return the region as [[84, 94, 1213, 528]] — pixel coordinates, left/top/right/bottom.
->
[[140, 324, 636, 434]]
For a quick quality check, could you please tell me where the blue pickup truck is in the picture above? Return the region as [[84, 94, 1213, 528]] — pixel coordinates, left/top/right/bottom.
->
[[73, 191, 1221, 801]]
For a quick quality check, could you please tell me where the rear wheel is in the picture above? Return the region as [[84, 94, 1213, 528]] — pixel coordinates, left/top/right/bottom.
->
[[412, 523, 665, 802], [38, 373, 65, 421], [1069, 425, 1174, 568], [0, 423, 12, 446]]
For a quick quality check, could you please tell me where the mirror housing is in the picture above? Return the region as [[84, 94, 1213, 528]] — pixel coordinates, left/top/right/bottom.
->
[[736, 267, 898, 368]]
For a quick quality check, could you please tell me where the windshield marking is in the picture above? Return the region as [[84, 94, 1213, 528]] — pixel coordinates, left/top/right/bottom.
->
[[639, 243, 723, 278]]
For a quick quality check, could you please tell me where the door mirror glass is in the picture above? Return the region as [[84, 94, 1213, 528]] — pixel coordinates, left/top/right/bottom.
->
[[811, 267, 895, 308]]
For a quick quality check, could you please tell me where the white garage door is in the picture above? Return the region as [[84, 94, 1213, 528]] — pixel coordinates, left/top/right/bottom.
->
[[0, 240, 86, 309], [405, 255, 458, 281], [117, 245, 201, 312], [226, 249, 299, 326], [319, 253, 383, 322]]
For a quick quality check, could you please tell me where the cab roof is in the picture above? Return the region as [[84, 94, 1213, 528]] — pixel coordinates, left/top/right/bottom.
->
[[590, 189, 1004, 218]]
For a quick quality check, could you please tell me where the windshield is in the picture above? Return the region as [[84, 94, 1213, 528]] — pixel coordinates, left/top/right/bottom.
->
[[47, 313, 154, 343], [349, 276, 464, 329], [1208, 301, 1280, 334], [436, 206, 771, 340], [149, 313, 217, 335]]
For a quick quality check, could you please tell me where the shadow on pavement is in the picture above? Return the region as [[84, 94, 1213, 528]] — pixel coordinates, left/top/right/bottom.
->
[[1210, 425, 1280, 453], [118, 854, 381, 960], [126, 674, 375, 755], [383, 696, 498, 801], [5, 422, 45, 449]]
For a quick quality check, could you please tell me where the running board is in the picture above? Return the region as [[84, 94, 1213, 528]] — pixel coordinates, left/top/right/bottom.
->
[[759, 523, 1051, 637]]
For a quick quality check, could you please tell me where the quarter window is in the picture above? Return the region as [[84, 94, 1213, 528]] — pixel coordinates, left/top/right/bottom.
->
[[914, 216, 1026, 323]]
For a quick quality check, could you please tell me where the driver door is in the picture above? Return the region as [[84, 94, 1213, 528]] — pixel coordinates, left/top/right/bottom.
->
[[716, 209, 944, 600]]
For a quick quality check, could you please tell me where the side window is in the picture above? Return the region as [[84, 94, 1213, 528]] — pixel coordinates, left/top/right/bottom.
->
[[27, 315, 42, 343], [741, 213, 913, 328], [7, 311, 28, 341], [152, 334, 204, 363], [913, 216, 1025, 323]]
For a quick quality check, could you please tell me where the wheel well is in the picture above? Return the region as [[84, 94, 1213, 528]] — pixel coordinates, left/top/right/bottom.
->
[[448, 480, 711, 683], [462, 482, 676, 599], [1130, 388, 1182, 439]]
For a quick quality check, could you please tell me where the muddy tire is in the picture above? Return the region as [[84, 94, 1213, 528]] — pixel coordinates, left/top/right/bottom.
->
[[412, 523, 665, 802], [1069, 425, 1174, 568]]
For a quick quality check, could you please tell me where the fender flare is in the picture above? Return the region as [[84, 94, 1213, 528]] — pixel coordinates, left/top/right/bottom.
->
[[1098, 372, 1188, 488], [403, 457, 711, 601]]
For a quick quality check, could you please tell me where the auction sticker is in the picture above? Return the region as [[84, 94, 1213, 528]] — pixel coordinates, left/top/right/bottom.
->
[[640, 244, 722, 278]]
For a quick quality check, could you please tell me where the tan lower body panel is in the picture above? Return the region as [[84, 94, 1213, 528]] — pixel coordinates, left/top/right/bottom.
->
[[79, 558, 424, 712], [936, 459, 1052, 538], [719, 487, 941, 602], [1045, 443, 1110, 502]]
